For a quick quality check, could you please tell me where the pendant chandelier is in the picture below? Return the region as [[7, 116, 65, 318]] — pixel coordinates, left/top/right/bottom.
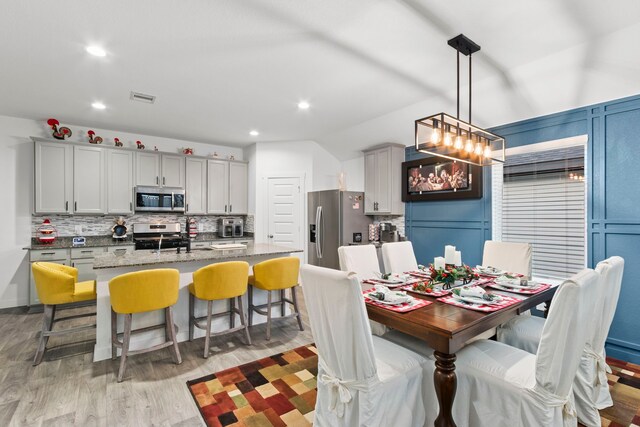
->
[[415, 34, 505, 167]]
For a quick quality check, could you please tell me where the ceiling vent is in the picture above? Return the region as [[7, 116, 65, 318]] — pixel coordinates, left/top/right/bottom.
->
[[129, 91, 156, 104]]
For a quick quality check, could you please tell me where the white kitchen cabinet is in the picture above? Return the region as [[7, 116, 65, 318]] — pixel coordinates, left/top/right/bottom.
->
[[363, 144, 404, 215], [107, 149, 134, 214], [207, 159, 229, 214], [135, 152, 184, 188], [135, 151, 161, 186], [185, 157, 207, 214], [73, 146, 106, 214], [161, 155, 185, 188], [34, 141, 73, 214], [207, 160, 248, 215], [228, 162, 248, 214]]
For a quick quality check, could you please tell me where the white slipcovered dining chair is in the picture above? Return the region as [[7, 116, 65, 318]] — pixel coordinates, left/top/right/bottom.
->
[[381, 241, 419, 274], [482, 240, 532, 278], [338, 244, 387, 336], [422, 268, 600, 427], [299, 264, 427, 427], [497, 256, 624, 426]]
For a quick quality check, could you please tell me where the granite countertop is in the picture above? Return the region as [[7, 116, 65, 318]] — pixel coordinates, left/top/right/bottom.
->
[[25, 233, 254, 250], [93, 243, 300, 269]]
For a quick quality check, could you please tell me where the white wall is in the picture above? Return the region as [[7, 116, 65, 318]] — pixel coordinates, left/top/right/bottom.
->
[[0, 114, 244, 309], [250, 140, 343, 267], [341, 156, 365, 192]]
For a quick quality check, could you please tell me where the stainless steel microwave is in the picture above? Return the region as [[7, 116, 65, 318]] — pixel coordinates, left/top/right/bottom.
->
[[134, 186, 185, 212]]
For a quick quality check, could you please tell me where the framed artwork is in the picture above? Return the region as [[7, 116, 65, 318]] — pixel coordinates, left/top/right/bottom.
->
[[401, 156, 483, 201]]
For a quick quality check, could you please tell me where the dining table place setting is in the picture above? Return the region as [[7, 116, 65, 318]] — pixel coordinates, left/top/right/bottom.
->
[[400, 276, 493, 298], [361, 272, 422, 288], [362, 284, 432, 313], [485, 274, 552, 295], [437, 284, 522, 312]]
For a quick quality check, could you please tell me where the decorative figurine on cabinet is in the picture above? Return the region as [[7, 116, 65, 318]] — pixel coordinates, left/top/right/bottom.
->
[[114, 137, 123, 147], [183, 148, 193, 155], [136, 140, 145, 149], [87, 130, 103, 144], [47, 118, 72, 140], [154, 146, 158, 151], [111, 217, 128, 240]]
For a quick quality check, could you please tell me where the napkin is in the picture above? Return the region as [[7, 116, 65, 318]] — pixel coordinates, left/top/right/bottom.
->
[[456, 286, 486, 299], [371, 285, 411, 304]]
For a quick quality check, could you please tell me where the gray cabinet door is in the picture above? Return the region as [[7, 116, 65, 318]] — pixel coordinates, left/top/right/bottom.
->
[[135, 152, 160, 186], [375, 147, 392, 213], [228, 162, 248, 214], [161, 155, 185, 188], [34, 141, 72, 214], [185, 157, 207, 214], [207, 159, 229, 214], [363, 151, 377, 214], [73, 146, 106, 214], [107, 149, 134, 214]]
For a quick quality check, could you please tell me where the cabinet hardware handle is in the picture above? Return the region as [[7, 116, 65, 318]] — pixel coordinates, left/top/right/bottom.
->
[[156, 176, 159, 185], [186, 203, 189, 212], [72, 262, 75, 267], [130, 202, 133, 211], [163, 177, 166, 185], [114, 249, 126, 252], [81, 250, 92, 253], [65, 201, 68, 211], [75, 201, 77, 211], [225, 205, 227, 213], [230, 205, 232, 213], [42, 252, 55, 255]]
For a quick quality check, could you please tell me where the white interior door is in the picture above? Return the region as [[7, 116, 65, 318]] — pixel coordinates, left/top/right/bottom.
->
[[266, 176, 303, 260]]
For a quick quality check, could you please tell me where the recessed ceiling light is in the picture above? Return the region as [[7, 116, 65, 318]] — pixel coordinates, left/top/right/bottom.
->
[[249, 130, 260, 136], [86, 45, 106, 57], [297, 101, 310, 110], [92, 102, 106, 110]]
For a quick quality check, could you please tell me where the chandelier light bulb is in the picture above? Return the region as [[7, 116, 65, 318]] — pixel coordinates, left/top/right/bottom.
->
[[454, 135, 463, 150], [483, 145, 492, 158], [444, 132, 453, 147], [465, 138, 474, 152], [474, 143, 483, 155], [430, 130, 441, 145]]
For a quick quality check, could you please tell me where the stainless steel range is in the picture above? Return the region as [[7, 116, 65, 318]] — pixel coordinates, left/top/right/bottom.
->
[[133, 223, 191, 253]]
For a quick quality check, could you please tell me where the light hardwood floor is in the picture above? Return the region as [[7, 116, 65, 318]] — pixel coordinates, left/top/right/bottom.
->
[[0, 293, 313, 426]]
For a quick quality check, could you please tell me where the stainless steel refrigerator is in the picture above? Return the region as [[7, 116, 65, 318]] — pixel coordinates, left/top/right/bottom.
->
[[308, 190, 372, 269]]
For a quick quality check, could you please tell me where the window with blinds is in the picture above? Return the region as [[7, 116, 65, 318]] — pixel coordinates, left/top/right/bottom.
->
[[494, 142, 586, 279]]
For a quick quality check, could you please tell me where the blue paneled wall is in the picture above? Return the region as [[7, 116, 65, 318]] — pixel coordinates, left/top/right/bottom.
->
[[405, 93, 640, 363]]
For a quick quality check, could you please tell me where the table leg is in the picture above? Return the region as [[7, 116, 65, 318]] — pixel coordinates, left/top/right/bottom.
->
[[544, 300, 551, 319], [434, 351, 457, 427]]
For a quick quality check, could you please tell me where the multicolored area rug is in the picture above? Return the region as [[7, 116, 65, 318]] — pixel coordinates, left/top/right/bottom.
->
[[187, 345, 318, 427], [600, 357, 640, 427], [188, 345, 640, 427]]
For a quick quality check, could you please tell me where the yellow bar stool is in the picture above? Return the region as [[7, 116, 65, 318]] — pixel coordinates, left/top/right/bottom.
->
[[248, 257, 304, 340], [31, 262, 97, 366], [188, 261, 252, 358], [109, 269, 182, 383]]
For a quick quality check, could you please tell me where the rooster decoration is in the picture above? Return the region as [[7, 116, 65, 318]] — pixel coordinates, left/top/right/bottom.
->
[[47, 118, 72, 140], [136, 140, 145, 149], [114, 137, 123, 147], [87, 130, 103, 144]]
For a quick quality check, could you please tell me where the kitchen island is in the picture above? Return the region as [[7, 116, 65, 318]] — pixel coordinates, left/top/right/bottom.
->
[[92, 243, 302, 361]]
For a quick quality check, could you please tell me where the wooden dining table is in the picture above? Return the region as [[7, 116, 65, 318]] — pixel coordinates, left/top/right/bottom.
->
[[365, 283, 557, 427]]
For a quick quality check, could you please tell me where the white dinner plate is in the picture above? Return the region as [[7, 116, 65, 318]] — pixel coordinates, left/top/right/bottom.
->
[[493, 280, 541, 290], [475, 266, 506, 276]]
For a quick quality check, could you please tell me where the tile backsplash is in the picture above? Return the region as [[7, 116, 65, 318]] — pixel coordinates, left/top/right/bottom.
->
[[32, 214, 254, 237]]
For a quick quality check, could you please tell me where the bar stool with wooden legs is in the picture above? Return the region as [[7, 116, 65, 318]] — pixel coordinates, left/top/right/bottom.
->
[[188, 261, 252, 358], [31, 262, 97, 366], [248, 257, 304, 340], [109, 269, 182, 383]]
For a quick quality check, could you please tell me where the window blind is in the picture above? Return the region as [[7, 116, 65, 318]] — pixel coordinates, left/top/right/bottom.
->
[[501, 153, 585, 279]]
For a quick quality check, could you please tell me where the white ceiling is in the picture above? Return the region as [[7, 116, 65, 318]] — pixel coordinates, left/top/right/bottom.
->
[[2, 0, 640, 160]]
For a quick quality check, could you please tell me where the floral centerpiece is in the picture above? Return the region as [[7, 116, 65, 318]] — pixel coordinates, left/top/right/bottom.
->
[[428, 264, 479, 289]]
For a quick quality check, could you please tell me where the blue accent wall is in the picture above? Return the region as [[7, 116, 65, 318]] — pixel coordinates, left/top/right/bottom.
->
[[405, 93, 640, 364]]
